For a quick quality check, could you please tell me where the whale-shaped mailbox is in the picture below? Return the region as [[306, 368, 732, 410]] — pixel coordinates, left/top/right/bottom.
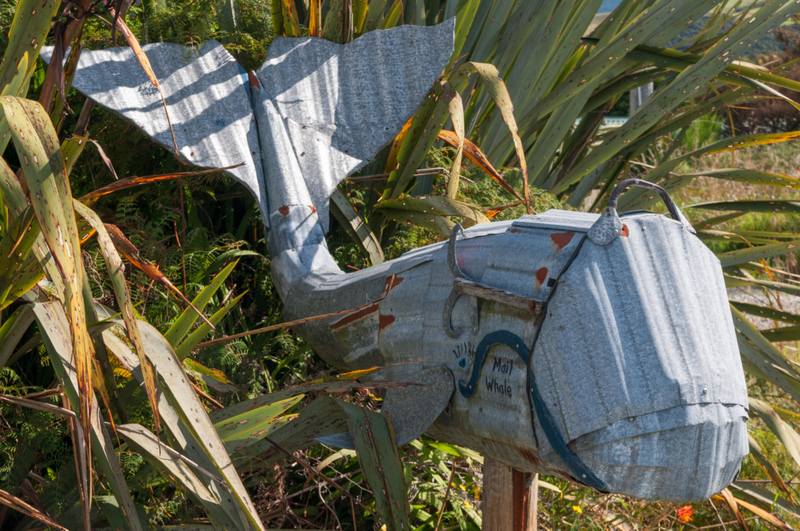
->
[[45, 19, 749, 502]]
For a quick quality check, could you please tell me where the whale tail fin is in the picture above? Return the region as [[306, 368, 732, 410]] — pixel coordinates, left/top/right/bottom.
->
[[42, 20, 455, 231], [253, 20, 454, 230], [40, 41, 270, 221]]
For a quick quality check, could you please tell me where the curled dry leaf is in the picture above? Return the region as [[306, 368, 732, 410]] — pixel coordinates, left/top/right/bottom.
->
[[734, 495, 794, 531], [103, 224, 215, 330], [108, 8, 180, 156], [80, 163, 245, 204], [719, 488, 749, 530], [193, 299, 392, 351], [463, 62, 529, 212], [442, 83, 465, 200], [437, 129, 522, 200], [0, 488, 67, 531], [73, 134, 118, 180]]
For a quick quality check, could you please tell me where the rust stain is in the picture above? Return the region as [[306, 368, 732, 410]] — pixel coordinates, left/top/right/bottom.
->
[[550, 232, 575, 251], [309, 205, 316, 214], [510, 228, 519, 234], [621, 223, 629, 237], [247, 71, 261, 89], [512, 469, 533, 531], [535, 267, 548, 286], [330, 303, 378, 330], [519, 448, 541, 466], [380, 274, 404, 297], [278, 205, 291, 217], [379, 314, 396, 333]]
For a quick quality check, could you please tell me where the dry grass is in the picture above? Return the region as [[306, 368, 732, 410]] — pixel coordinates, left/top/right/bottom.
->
[[675, 142, 800, 202]]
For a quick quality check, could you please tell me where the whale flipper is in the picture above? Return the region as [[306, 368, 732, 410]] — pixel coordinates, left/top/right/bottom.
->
[[317, 366, 454, 449], [40, 41, 267, 220], [384, 366, 454, 445]]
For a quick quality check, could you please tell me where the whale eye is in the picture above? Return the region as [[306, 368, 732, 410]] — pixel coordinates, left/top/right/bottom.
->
[[457, 357, 469, 370]]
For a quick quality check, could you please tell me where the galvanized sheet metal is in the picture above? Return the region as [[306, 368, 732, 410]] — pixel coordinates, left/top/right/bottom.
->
[[287, 211, 748, 501], [480, 224, 582, 302], [527, 212, 748, 500], [50, 20, 749, 502], [257, 21, 455, 231], [511, 210, 599, 232], [42, 20, 455, 233], [283, 240, 441, 371], [533, 213, 747, 443], [39, 42, 267, 221], [579, 403, 747, 501]]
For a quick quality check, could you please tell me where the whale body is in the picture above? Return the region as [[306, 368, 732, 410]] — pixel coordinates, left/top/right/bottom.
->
[[46, 19, 749, 501]]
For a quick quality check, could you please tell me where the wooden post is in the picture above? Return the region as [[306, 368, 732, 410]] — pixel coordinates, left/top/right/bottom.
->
[[482, 456, 538, 531], [527, 473, 538, 530]]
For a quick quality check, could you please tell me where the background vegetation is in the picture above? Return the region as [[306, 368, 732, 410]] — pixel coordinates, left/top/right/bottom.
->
[[2, 0, 800, 529]]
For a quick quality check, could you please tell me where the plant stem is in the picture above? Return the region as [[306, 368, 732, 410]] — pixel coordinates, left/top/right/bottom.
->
[[433, 457, 457, 531]]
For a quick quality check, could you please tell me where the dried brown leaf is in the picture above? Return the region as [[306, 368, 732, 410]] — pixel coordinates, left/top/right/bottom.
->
[[437, 130, 523, 200], [108, 8, 179, 156], [720, 488, 749, 530], [104, 224, 215, 330], [0, 488, 67, 530], [80, 163, 245, 204]]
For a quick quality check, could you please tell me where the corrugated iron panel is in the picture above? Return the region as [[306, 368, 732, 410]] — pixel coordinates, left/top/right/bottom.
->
[[274, 208, 748, 501], [533, 214, 747, 442], [258, 21, 455, 231], [529, 213, 747, 499], [43, 21, 455, 235], [378, 262, 434, 368], [60, 18, 749, 499], [40, 42, 267, 221], [423, 226, 544, 449], [480, 225, 582, 302], [572, 403, 747, 501], [511, 210, 599, 232]]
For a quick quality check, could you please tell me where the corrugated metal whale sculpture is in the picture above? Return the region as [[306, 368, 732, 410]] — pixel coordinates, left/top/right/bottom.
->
[[45, 19, 749, 502]]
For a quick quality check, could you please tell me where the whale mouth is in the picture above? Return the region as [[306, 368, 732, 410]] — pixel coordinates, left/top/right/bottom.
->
[[550, 402, 749, 502]]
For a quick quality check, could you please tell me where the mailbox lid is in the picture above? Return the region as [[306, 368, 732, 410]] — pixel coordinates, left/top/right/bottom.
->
[[511, 210, 599, 232], [449, 211, 592, 304]]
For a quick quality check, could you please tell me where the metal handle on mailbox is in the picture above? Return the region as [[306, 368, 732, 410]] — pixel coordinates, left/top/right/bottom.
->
[[608, 178, 683, 222], [589, 178, 694, 245]]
